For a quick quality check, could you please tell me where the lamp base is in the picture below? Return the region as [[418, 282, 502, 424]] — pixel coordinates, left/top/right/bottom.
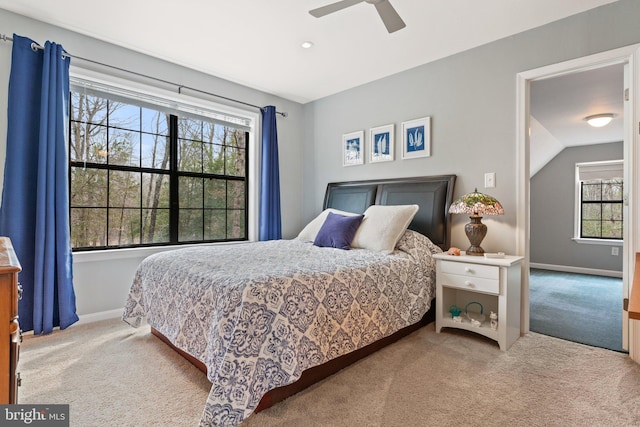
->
[[465, 244, 485, 256], [465, 215, 487, 256]]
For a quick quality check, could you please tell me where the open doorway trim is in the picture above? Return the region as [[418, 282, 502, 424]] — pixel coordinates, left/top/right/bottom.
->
[[516, 44, 640, 353]]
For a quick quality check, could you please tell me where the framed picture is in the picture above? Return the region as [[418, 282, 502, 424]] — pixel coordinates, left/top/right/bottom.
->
[[401, 116, 431, 159], [342, 130, 364, 166], [369, 124, 395, 163]]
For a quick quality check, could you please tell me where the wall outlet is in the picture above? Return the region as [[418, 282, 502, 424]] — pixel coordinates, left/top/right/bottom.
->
[[484, 172, 496, 188], [612, 247, 619, 256]]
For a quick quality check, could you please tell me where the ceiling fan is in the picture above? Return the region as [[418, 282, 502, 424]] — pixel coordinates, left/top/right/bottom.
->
[[309, 0, 406, 34]]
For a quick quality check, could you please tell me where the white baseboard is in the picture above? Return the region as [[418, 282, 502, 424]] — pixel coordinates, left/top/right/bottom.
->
[[530, 262, 622, 278], [77, 308, 122, 325]]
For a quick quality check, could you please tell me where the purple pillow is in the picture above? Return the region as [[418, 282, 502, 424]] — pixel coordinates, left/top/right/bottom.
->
[[313, 212, 364, 250]]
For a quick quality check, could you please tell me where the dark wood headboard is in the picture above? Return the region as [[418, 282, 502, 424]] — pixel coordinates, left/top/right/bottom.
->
[[323, 175, 456, 250]]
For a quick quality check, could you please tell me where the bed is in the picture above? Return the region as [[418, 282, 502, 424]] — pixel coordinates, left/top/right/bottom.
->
[[122, 174, 455, 426]]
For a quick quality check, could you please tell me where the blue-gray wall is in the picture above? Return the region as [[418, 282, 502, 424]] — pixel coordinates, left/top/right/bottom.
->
[[531, 142, 623, 272], [302, 0, 640, 256]]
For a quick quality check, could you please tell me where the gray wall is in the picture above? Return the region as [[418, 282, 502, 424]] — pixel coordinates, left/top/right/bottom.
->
[[531, 142, 623, 272], [0, 9, 305, 316], [302, 0, 640, 257]]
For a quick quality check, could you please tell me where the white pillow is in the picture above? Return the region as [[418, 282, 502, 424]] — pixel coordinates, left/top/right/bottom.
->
[[351, 204, 419, 253], [297, 208, 360, 242]]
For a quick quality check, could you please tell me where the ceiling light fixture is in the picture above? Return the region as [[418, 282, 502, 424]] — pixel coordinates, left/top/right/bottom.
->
[[301, 41, 314, 49], [584, 113, 614, 128]]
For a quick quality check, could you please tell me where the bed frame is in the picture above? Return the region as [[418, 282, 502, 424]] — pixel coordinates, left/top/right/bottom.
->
[[323, 175, 455, 250], [151, 174, 456, 412]]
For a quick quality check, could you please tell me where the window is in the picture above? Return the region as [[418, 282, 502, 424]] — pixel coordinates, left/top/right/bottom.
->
[[69, 80, 252, 250], [575, 160, 623, 241]]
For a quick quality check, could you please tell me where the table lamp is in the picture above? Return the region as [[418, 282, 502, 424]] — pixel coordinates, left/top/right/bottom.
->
[[448, 188, 504, 256]]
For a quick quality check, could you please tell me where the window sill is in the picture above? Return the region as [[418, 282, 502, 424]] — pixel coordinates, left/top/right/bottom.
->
[[571, 237, 623, 246], [72, 240, 253, 263]]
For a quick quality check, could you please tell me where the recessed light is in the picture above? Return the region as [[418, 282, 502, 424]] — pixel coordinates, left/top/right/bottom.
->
[[301, 41, 314, 49], [584, 113, 614, 127]]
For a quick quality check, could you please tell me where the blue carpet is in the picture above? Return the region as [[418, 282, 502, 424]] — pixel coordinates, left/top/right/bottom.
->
[[529, 268, 624, 352]]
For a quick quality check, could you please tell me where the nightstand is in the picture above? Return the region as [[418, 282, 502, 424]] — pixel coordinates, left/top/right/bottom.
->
[[434, 252, 524, 351]]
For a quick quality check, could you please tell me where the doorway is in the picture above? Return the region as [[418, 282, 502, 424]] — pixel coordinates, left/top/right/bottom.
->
[[528, 64, 625, 351], [516, 44, 640, 353]]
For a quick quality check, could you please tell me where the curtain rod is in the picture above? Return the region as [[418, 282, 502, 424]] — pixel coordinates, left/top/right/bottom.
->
[[0, 33, 288, 118]]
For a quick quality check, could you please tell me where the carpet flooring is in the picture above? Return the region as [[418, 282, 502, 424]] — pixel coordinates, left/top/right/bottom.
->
[[18, 317, 640, 426], [529, 268, 624, 352]]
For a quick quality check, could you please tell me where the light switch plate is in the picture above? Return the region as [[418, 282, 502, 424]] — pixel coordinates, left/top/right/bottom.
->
[[484, 172, 496, 188]]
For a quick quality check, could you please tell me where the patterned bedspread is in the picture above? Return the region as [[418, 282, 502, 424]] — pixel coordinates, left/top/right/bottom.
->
[[122, 230, 440, 426]]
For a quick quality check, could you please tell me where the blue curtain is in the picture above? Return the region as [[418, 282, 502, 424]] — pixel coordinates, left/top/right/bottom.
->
[[259, 106, 282, 240], [0, 35, 78, 334]]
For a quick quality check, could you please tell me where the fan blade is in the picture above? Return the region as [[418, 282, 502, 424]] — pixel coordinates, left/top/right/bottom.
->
[[309, 0, 365, 18], [374, 0, 406, 33]]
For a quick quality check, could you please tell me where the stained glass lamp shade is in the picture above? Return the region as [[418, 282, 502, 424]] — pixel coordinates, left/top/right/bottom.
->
[[448, 188, 504, 255]]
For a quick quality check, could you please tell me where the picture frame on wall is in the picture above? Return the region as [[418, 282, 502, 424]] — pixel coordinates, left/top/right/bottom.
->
[[369, 124, 395, 163], [401, 116, 431, 159], [342, 130, 364, 166]]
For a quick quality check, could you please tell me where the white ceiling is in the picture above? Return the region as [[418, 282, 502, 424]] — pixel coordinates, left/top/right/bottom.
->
[[531, 64, 624, 148], [0, 0, 619, 104], [529, 63, 624, 176]]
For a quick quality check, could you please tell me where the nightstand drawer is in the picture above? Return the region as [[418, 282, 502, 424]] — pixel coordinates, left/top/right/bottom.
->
[[439, 272, 500, 295], [439, 261, 499, 280]]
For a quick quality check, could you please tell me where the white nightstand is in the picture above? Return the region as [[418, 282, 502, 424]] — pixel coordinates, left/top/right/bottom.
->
[[434, 252, 524, 351]]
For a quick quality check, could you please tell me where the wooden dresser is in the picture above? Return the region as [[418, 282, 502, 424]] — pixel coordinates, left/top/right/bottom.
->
[[0, 237, 22, 404]]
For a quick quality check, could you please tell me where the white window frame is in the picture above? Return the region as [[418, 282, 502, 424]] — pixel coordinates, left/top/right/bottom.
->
[[573, 159, 624, 245], [69, 67, 261, 262]]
